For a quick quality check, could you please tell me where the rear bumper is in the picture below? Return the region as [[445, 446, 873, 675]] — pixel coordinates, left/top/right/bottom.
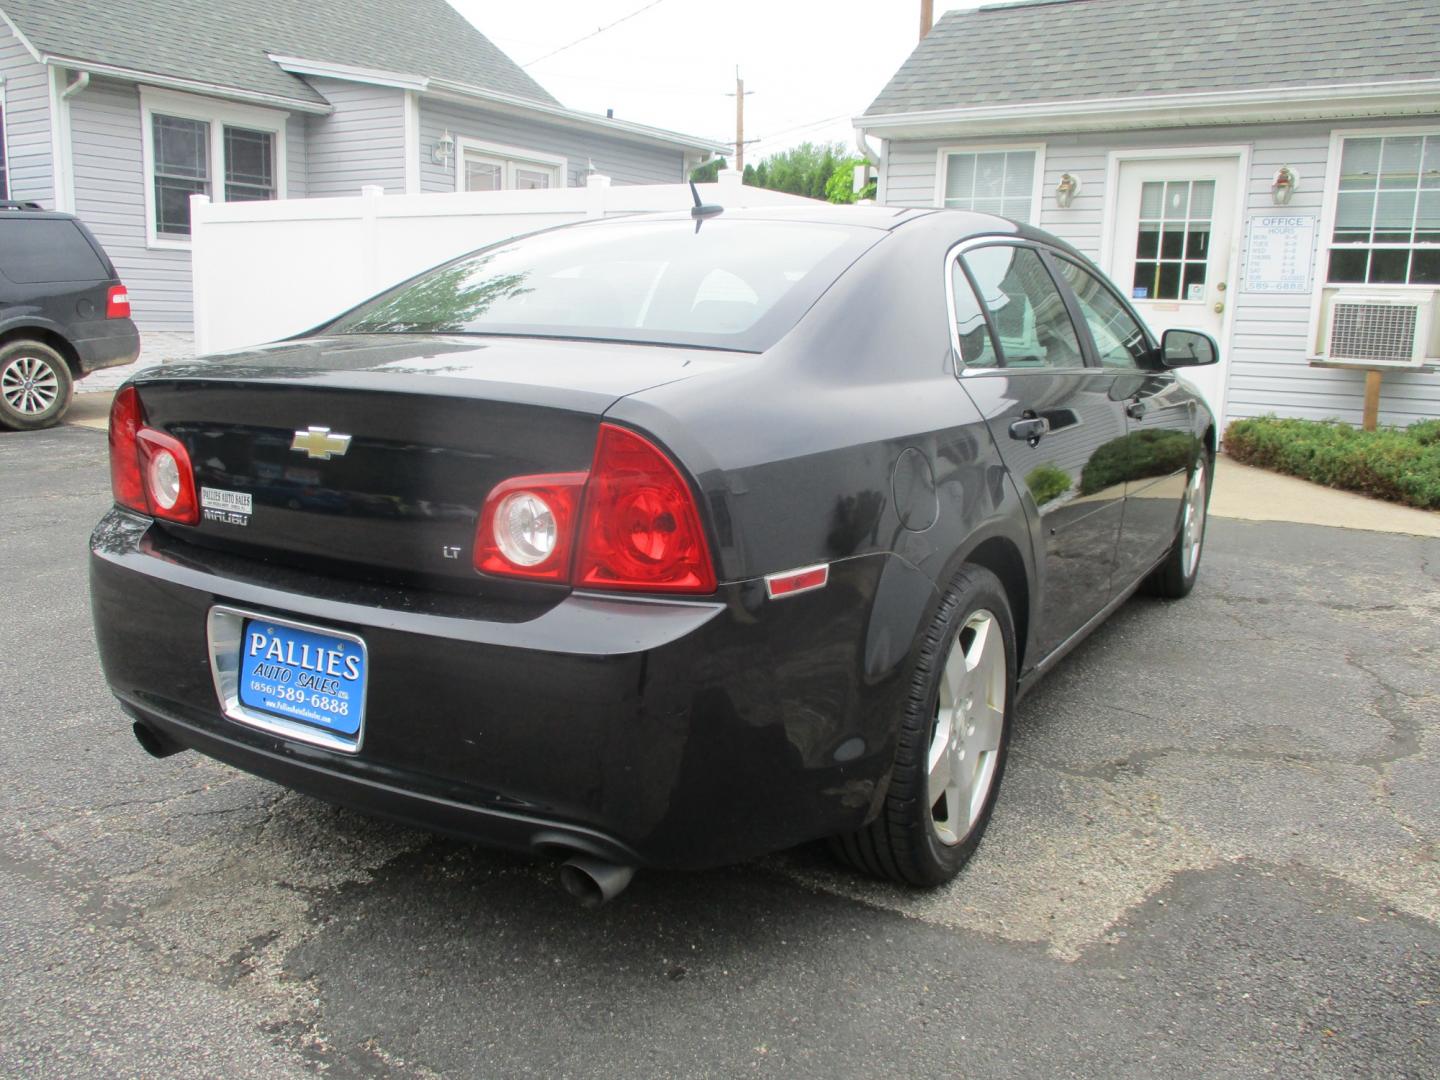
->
[[72, 320, 140, 374], [90, 510, 926, 869]]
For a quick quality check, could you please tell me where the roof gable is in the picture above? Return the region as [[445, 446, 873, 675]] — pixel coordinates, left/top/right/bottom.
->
[[0, 0, 558, 108], [865, 0, 1440, 118]]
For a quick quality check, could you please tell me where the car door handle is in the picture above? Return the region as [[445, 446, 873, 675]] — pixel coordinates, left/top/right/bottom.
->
[[1126, 400, 1147, 419], [1009, 416, 1049, 446]]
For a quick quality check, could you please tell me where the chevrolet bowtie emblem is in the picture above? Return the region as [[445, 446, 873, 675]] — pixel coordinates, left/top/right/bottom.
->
[[290, 426, 352, 461]]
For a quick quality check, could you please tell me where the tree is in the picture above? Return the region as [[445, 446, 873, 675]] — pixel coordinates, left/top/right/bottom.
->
[[741, 142, 870, 203], [689, 156, 727, 183], [825, 159, 877, 204]]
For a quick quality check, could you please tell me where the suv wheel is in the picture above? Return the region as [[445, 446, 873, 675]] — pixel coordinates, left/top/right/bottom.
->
[[0, 340, 74, 431]]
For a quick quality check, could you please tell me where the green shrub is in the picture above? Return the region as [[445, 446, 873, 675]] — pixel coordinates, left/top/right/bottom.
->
[[1024, 464, 1071, 506], [1224, 415, 1440, 511]]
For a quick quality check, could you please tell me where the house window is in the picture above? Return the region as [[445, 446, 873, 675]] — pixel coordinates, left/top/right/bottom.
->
[[153, 115, 210, 236], [1327, 133, 1440, 286], [459, 140, 563, 192], [940, 149, 1038, 222], [142, 89, 286, 246]]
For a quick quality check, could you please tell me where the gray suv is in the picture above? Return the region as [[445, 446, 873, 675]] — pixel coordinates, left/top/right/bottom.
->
[[0, 202, 140, 430]]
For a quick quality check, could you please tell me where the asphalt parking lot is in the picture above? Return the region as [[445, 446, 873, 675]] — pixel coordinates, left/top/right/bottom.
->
[[2, 423, 1437, 1079]]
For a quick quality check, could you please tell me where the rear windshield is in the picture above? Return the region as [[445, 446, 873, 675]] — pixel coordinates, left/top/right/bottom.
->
[[0, 218, 109, 284], [325, 218, 877, 352]]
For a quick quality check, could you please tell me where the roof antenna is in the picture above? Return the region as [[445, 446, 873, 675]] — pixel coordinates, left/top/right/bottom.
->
[[689, 180, 724, 232]]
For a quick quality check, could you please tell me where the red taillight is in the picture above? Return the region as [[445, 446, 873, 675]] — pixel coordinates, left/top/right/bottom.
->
[[106, 284, 131, 319], [576, 424, 715, 594], [107, 386, 198, 524], [109, 387, 146, 513], [474, 424, 716, 594], [473, 473, 587, 582]]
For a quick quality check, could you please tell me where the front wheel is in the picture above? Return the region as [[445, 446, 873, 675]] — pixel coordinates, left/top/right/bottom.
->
[[831, 565, 1015, 886], [1145, 452, 1212, 599], [0, 340, 74, 431]]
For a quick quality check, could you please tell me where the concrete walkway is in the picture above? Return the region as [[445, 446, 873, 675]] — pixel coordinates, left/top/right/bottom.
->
[[61, 392, 1439, 538], [1212, 454, 1440, 538]]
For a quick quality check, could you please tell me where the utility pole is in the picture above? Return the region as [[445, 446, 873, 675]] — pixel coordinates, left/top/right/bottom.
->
[[727, 67, 755, 170]]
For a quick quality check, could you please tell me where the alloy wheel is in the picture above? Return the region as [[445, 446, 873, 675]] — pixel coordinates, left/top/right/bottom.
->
[[1181, 459, 1207, 579], [928, 609, 1006, 846], [1, 355, 61, 416]]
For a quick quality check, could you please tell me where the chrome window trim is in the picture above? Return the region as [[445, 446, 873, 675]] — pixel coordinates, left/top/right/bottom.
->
[[944, 236, 1093, 377], [206, 605, 368, 755]]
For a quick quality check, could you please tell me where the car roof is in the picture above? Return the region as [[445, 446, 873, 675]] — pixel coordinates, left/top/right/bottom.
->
[[0, 203, 78, 222], [582, 203, 1079, 252]]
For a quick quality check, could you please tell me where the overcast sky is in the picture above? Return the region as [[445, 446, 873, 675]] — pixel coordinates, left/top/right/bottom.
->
[[450, 1, 985, 163]]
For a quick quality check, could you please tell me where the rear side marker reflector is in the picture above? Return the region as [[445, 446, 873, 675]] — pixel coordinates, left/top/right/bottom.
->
[[764, 563, 829, 600]]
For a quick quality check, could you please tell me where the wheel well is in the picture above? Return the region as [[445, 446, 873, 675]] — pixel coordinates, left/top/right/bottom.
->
[[964, 536, 1030, 673], [0, 326, 82, 377]]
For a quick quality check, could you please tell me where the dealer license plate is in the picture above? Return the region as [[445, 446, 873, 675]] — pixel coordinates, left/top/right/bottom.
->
[[238, 619, 366, 740]]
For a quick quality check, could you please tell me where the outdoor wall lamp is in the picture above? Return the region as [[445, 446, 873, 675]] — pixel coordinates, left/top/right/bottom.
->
[[1055, 173, 1081, 208], [1271, 166, 1299, 205], [432, 130, 454, 168]]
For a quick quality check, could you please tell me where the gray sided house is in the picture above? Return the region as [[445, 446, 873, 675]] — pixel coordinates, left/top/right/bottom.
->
[[0, 0, 723, 334], [859, 0, 1440, 429]]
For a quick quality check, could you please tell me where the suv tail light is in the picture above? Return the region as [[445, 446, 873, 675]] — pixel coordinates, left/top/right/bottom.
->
[[106, 284, 131, 319], [107, 387, 199, 525], [474, 423, 716, 594]]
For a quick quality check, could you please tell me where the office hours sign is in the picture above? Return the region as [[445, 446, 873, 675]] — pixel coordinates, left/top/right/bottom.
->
[[1243, 215, 1316, 294]]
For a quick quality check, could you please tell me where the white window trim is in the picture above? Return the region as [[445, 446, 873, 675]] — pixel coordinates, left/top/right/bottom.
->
[[453, 136, 566, 193], [0, 78, 9, 201], [932, 142, 1047, 224], [140, 86, 288, 250], [1306, 124, 1440, 361]]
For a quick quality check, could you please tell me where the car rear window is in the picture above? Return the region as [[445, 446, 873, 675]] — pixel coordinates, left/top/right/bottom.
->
[[0, 218, 109, 284], [326, 218, 878, 352]]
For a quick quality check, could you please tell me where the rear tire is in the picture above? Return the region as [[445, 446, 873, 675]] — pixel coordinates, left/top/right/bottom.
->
[[1145, 452, 1212, 600], [831, 565, 1016, 886], [0, 340, 73, 431]]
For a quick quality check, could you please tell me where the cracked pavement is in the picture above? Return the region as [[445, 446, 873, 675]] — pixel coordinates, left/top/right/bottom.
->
[[2, 425, 1437, 1078]]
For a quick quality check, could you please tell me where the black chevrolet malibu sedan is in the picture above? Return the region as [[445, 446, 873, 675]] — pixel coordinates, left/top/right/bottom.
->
[[91, 206, 1217, 903]]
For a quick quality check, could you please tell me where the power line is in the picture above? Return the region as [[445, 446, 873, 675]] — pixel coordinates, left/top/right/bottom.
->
[[522, 0, 671, 68], [749, 111, 854, 148]]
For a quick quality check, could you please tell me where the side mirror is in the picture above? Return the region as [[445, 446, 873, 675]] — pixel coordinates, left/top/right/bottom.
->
[[1160, 328, 1219, 368]]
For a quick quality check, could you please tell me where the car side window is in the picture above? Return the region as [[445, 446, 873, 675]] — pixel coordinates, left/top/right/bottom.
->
[[1053, 257, 1154, 370], [949, 261, 1000, 367], [960, 245, 1084, 369]]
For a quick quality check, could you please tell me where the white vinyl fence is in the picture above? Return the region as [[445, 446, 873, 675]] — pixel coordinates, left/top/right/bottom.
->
[[190, 171, 816, 354]]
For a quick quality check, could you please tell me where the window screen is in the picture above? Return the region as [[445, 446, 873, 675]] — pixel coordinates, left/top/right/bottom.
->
[[943, 151, 1036, 222], [0, 219, 108, 283], [960, 246, 1083, 369]]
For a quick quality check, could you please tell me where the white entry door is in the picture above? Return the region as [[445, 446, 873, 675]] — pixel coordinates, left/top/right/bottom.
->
[[1109, 155, 1241, 422]]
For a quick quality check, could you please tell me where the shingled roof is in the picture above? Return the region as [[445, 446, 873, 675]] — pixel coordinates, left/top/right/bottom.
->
[[0, 0, 558, 110], [865, 0, 1440, 118]]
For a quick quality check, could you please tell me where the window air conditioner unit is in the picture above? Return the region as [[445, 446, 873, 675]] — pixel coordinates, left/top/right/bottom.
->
[[1326, 293, 1431, 368]]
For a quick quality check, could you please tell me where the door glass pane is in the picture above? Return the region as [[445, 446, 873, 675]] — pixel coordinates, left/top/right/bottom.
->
[[223, 126, 274, 202], [1132, 177, 1212, 301], [950, 263, 999, 367], [464, 155, 503, 191], [1054, 258, 1152, 370], [962, 246, 1083, 369], [152, 114, 210, 236]]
